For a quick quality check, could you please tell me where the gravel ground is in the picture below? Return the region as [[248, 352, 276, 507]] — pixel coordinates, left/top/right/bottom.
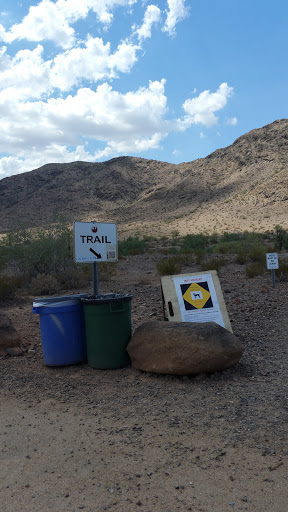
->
[[0, 255, 287, 512]]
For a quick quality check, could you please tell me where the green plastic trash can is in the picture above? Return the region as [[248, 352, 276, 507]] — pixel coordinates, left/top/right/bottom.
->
[[81, 294, 133, 369]]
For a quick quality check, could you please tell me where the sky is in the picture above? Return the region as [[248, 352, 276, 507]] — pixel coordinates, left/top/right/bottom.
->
[[0, 0, 287, 179]]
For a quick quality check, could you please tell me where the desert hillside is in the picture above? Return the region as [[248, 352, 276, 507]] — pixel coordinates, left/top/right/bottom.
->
[[0, 119, 287, 236]]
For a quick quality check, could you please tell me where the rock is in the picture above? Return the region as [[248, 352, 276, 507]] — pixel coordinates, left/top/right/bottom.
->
[[0, 312, 22, 356], [127, 321, 244, 375]]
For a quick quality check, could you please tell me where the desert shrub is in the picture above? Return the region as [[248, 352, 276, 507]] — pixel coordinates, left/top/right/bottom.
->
[[0, 275, 23, 301], [220, 232, 242, 243], [213, 231, 268, 255], [54, 267, 91, 290], [157, 257, 182, 276], [29, 273, 60, 295], [180, 234, 209, 253], [275, 225, 288, 250], [215, 242, 231, 254], [200, 257, 227, 272], [118, 236, 148, 256], [235, 252, 249, 264], [247, 245, 267, 263], [209, 233, 219, 244], [98, 262, 118, 281], [194, 249, 206, 265], [245, 262, 265, 278], [0, 221, 75, 279], [277, 259, 288, 281]]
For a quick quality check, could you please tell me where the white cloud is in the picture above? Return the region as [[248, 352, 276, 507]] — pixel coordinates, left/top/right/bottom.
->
[[163, 0, 189, 36], [226, 116, 238, 126], [134, 5, 161, 41], [0, 0, 239, 180], [0, 79, 169, 174], [0, 0, 137, 49], [181, 83, 234, 127], [0, 45, 51, 100], [0, 144, 95, 178], [51, 37, 139, 91], [0, 37, 139, 101]]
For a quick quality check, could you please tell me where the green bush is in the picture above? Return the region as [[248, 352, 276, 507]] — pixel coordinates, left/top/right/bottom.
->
[[98, 262, 118, 281], [235, 252, 249, 264], [0, 221, 75, 280], [209, 233, 219, 244], [0, 275, 23, 301], [247, 245, 267, 263], [54, 267, 91, 290], [29, 273, 60, 295], [215, 242, 231, 254], [277, 259, 288, 281], [275, 225, 288, 250], [180, 234, 209, 253], [220, 232, 242, 243], [200, 258, 227, 272], [194, 249, 206, 265], [157, 257, 182, 276], [118, 236, 149, 256], [245, 262, 265, 278]]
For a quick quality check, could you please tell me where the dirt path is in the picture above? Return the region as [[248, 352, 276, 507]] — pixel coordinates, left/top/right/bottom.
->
[[0, 255, 287, 511]]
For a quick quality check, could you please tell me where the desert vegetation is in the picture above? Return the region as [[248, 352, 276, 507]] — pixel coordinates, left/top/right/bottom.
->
[[0, 222, 288, 301]]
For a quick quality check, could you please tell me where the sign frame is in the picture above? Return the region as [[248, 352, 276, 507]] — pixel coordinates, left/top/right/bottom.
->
[[74, 221, 118, 264], [161, 270, 232, 332], [266, 253, 279, 270]]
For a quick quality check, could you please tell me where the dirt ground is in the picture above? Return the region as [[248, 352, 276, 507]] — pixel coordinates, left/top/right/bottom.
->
[[0, 254, 287, 512]]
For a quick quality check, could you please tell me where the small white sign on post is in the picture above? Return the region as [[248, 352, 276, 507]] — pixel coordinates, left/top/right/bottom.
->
[[266, 253, 279, 269], [74, 221, 117, 263], [266, 252, 278, 289]]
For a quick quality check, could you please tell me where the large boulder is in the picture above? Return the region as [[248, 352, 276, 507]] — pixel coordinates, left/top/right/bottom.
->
[[0, 312, 23, 356], [127, 321, 244, 375]]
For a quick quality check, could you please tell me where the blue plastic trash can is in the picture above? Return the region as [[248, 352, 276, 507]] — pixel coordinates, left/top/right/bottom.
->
[[33, 295, 87, 366]]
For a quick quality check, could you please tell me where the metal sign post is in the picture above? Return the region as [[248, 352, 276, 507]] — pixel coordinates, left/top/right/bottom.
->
[[271, 268, 276, 289], [92, 262, 99, 296], [266, 253, 279, 288]]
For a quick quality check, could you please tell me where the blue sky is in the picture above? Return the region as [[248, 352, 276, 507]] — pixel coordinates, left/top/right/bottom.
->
[[0, 0, 287, 178]]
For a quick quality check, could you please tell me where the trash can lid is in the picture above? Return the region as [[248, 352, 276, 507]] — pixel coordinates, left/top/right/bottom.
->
[[33, 299, 81, 311], [81, 293, 133, 304], [33, 294, 88, 311]]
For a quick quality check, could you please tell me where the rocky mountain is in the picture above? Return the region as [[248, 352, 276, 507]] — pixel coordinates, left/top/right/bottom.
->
[[0, 119, 287, 236]]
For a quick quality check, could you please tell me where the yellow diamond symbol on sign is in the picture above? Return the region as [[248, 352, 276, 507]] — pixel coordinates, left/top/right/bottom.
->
[[182, 283, 211, 309]]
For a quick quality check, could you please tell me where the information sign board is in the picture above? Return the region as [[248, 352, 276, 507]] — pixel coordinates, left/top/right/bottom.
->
[[266, 253, 279, 269], [74, 222, 117, 263], [161, 270, 232, 332]]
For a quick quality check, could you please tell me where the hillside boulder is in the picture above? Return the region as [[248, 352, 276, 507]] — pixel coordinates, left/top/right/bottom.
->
[[127, 321, 244, 375], [0, 312, 23, 356]]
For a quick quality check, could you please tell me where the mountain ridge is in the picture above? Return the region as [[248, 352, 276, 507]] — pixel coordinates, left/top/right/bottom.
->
[[0, 119, 287, 235]]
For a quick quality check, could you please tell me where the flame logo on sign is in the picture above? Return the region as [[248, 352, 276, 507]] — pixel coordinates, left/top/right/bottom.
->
[[92, 226, 97, 233]]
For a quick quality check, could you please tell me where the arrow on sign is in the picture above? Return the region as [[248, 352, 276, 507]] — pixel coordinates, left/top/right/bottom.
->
[[89, 247, 102, 259]]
